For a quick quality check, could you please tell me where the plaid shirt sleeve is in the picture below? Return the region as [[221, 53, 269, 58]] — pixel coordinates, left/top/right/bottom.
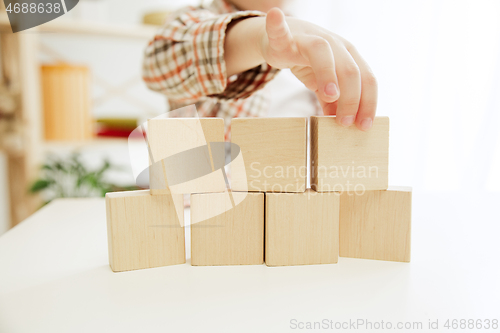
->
[[142, 7, 280, 105]]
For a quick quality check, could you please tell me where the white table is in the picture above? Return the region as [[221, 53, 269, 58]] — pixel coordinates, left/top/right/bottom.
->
[[0, 192, 499, 333]]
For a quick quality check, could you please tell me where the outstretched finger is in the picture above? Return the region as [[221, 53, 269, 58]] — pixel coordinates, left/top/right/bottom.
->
[[329, 45, 361, 127], [347, 46, 378, 131], [295, 34, 340, 104]]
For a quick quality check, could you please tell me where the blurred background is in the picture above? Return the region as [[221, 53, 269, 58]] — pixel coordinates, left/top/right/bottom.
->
[[0, 0, 499, 235]]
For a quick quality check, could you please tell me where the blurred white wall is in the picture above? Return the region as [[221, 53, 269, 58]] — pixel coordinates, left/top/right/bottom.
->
[[290, 0, 500, 193]]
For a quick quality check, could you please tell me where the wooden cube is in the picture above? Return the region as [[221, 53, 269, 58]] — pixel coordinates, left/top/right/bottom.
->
[[190, 191, 264, 265], [265, 189, 340, 266], [311, 116, 389, 192], [106, 190, 185, 272], [340, 187, 412, 262], [231, 117, 307, 192], [147, 118, 226, 195]]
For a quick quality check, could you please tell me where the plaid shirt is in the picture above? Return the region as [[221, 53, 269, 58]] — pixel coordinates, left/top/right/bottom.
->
[[143, 0, 280, 139]]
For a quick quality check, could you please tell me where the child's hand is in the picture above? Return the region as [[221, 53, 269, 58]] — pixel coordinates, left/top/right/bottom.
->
[[259, 8, 377, 131]]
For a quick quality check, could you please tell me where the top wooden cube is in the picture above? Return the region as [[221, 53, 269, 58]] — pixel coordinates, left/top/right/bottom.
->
[[311, 116, 389, 192], [147, 118, 227, 195], [231, 117, 307, 192]]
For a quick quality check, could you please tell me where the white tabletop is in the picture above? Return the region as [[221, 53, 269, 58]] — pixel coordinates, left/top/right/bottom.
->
[[0, 192, 499, 333]]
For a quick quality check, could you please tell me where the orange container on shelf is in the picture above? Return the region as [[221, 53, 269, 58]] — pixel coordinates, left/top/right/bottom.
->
[[41, 63, 93, 141]]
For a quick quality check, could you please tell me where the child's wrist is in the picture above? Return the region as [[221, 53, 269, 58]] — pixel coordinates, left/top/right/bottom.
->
[[224, 16, 267, 76]]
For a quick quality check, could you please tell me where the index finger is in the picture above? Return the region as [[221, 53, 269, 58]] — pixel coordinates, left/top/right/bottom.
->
[[346, 45, 378, 131], [295, 35, 340, 104]]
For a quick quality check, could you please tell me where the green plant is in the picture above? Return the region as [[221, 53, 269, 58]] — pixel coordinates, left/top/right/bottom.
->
[[30, 153, 139, 204]]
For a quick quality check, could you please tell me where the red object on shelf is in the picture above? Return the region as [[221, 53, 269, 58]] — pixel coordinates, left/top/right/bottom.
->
[[96, 128, 134, 138]]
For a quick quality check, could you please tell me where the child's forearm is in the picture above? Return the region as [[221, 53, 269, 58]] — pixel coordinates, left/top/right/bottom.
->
[[224, 17, 266, 77]]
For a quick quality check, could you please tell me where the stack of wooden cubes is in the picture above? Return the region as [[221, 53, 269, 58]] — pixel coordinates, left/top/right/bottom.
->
[[106, 116, 411, 272]]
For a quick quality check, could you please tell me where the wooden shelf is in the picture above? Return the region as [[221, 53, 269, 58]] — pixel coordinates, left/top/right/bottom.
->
[[0, 12, 157, 39], [0, 10, 155, 227]]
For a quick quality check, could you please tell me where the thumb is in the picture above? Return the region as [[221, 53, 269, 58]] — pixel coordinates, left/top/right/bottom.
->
[[265, 7, 293, 51]]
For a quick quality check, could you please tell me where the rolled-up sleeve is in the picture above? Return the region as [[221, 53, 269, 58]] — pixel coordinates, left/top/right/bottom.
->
[[142, 7, 280, 105]]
